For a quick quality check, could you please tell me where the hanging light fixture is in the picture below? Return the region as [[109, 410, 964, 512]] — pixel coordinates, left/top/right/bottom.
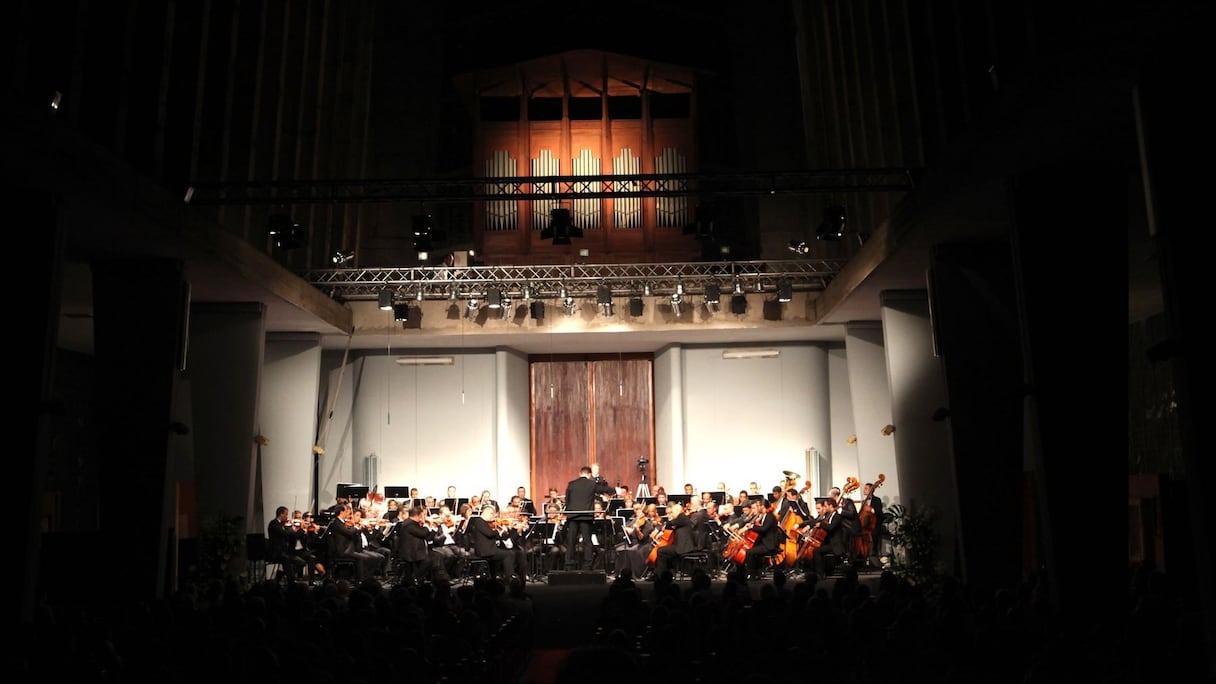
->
[[393, 303, 410, 322], [670, 293, 683, 318], [486, 285, 503, 309], [378, 289, 394, 311], [332, 249, 355, 265], [704, 282, 721, 314], [777, 280, 793, 303], [816, 205, 847, 241]]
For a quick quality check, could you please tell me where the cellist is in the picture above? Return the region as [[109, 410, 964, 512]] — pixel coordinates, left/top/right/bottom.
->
[[741, 498, 780, 579]]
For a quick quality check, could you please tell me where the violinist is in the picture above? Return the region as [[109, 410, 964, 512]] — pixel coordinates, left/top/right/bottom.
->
[[536, 501, 566, 574], [499, 503, 532, 581], [430, 504, 469, 579], [326, 506, 386, 581], [267, 506, 311, 582], [467, 504, 520, 584], [352, 508, 394, 569], [292, 512, 326, 578], [391, 505, 439, 584]]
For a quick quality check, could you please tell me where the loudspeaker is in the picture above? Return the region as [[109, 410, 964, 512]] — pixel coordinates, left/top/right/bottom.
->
[[628, 297, 644, 316], [529, 300, 546, 320], [730, 294, 747, 314]]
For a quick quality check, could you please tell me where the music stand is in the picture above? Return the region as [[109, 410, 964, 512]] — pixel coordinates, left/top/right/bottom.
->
[[606, 497, 626, 514], [707, 491, 727, 506], [384, 486, 410, 499], [445, 497, 469, 512], [337, 483, 369, 504], [383, 509, 400, 521], [616, 508, 636, 522], [639, 497, 658, 507], [532, 522, 558, 545], [656, 505, 667, 517], [411, 498, 427, 509], [667, 494, 692, 506]]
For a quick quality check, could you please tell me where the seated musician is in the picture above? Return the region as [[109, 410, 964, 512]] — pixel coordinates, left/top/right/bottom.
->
[[536, 501, 566, 573], [351, 509, 393, 570], [802, 497, 843, 579], [267, 506, 310, 582], [430, 505, 470, 580], [741, 498, 780, 578], [613, 502, 653, 579], [500, 502, 532, 582], [652, 501, 695, 581], [466, 504, 519, 583], [327, 506, 387, 581], [391, 505, 439, 584]]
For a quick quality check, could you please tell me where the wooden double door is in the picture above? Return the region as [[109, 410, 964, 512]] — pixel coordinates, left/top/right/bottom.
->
[[530, 354, 655, 501]]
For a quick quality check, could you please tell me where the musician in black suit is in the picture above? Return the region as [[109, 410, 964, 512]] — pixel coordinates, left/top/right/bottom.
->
[[860, 481, 885, 567], [326, 506, 387, 581], [267, 506, 309, 582], [565, 465, 611, 570], [739, 498, 781, 577], [810, 497, 845, 579], [652, 501, 696, 580], [467, 504, 517, 582], [831, 485, 861, 565], [392, 505, 438, 584]]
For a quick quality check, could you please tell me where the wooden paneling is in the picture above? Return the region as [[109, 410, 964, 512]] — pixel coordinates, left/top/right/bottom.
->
[[530, 354, 653, 499]]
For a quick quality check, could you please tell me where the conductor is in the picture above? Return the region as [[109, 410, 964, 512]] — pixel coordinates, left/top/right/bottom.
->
[[565, 464, 613, 570]]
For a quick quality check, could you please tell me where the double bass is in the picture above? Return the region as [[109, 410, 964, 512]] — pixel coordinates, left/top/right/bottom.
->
[[856, 473, 885, 559], [778, 480, 813, 567]]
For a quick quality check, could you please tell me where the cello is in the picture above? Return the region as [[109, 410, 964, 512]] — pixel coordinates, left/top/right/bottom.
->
[[856, 473, 885, 559], [646, 515, 674, 567]]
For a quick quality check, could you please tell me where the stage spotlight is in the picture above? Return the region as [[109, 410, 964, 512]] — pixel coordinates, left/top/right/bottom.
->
[[541, 208, 584, 245], [332, 249, 354, 265], [670, 293, 683, 318], [777, 280, 793, 303], [628, 297, 644, 317], [393, 303, 410, 322], [788, 240, 811, 254], [378, 289, 394, 311]]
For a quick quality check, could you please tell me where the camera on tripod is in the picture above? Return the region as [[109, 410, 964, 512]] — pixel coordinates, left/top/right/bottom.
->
[[636, 458, 649, 472]]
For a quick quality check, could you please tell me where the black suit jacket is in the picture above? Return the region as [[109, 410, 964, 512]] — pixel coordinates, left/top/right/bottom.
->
[[327, 520, 363, 556], [664, 512, 697, 554], [838, 497, 860, 534], [266, 519, 300, 561], [393, 519, 436, 562], [820, 511, 847, 555], [467, 515, 506, 556], [748, 511, 779, 552], [565, 476, 597, 521]]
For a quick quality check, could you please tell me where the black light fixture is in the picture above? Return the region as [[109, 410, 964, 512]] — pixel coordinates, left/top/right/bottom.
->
[[562, 295, 578, 315], [777, 280, 793, 303], [541, 208, 583, 245], [486, 286, 503, 309], [787, 240, 811, 255], [393, 303, 410, 322], [628, 297, 644, 317], [332, 249, 355, 265], [465, 297, 480, 318], [529, 300, 546, 320], [378, 288, 394, 311], [704, 283, 721, 314], [730, 294, 748, 314], [816, 205, 847, 241], [268, 213, 305, 250]]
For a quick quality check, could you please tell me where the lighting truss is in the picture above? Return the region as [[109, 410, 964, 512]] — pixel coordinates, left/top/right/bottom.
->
[[306, 258, 846, 303], [185, 169, 916, 205]]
